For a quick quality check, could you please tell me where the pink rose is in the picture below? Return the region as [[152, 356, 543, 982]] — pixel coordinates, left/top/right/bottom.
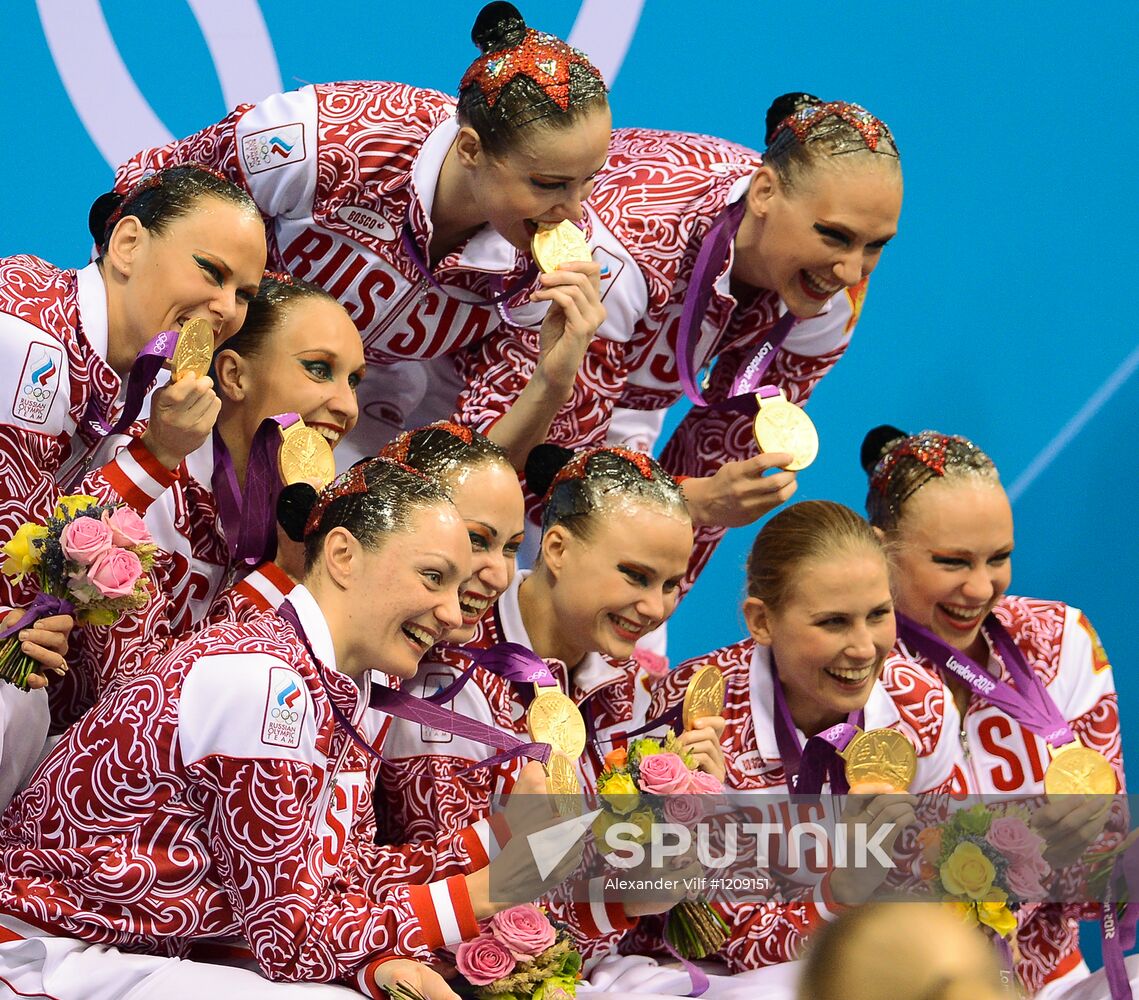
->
[[638, 752, 694, 795], [489, 903, 556, 959], [688, 769, 725, 795], [59, 516, 113, 566], [454, 934, 515, 985], [633, 647, 669, 678], [1006, 854, 1050, 900], [663, 792, 708, 825], [101, 507, 151, 547], [987, 817, 1046, 866], [86, 547, 143, 599]]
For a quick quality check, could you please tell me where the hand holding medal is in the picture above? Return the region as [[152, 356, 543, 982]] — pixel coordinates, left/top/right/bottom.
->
[[678, 665, 729, 782], [169, 318, 215, 382], [531, 221, 592, 273], [752, 387, 818, 471], [526, 687, 587, 816], [840, 728, 918, 793], [278, 419, 337, 488]]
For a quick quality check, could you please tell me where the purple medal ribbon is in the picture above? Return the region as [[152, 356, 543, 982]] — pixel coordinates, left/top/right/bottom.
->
[[675, 199, 798, 412], [424, 641, 559, 705], [897, 613, 1078, 749], [1102, 838, 1139, 1000], [400, 219, 538, 307], [771, 656, 861, 794], [212, 413, 299, 568], [82, 328, 179, 438], [277, 602, 551, 771]]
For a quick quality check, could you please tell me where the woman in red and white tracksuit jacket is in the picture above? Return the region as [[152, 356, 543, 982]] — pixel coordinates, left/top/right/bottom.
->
[[626, 500, 956, 975], [0, 165, 266, 796], [0, 458, 574, 999], [864, 426, 1126, 997], [457, 95, 903, 591], [63, 275, 365, 729], [115, 3, 609, 466], [379, 445, 719, 962]]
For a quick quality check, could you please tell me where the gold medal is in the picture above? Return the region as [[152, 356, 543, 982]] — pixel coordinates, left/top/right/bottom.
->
[[526, 689, 587, 759], [545, 750, 583, 818], [170, 318, 215, 381], [1043, 741, 1117, 796], [682, 665, 725, 730], [531, 220, 592, 273], [840, 728, 917, 792], [751, 389, 819, 471], [278, 421, 337, 488]]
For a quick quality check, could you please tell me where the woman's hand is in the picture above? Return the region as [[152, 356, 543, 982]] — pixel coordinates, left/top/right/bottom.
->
[[680, 453, 797, 528], [1032, 794, 1113, 869], [141, 373, 221, 470], [2, 610, 72, 689], [828, 791, 919, 906], [530, 260, 606, 401], [676, 716, 727, 783], [372, 958, 460, 1000]]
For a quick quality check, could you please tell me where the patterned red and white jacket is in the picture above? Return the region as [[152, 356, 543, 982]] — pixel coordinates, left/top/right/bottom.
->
[[908, 597, 1125, 994], [455, 128, 867, 588], [0, 585, 494, 996], [633, 637, 957, 973]]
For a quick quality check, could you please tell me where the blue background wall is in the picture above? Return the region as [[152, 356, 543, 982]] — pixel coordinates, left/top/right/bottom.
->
[[4, 0, 1137, 960]]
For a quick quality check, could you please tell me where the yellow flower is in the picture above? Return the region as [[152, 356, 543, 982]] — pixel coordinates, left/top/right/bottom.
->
[[941, 842, 997, 900], [947, 900, 979, 928], [976, 896, 1018, 938], [625, 808, 657, 845], [54, 495, 98, 518], [598, 771, 640, 815], [631, 738, 662, 761], [78, 606, 119, 626], [2, 523, 48, 581]]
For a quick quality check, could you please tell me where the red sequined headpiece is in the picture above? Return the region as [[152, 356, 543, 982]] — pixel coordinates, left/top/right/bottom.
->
[[303, 463, 370, 538], [263, 270, 295, 286], [547, 445, 656, 499], [870, 433, 952, 496], [460, 28, 602, 111], [776, 101, 895, 154], [381, 421, 475, 465], [102, 161, 237, 246]]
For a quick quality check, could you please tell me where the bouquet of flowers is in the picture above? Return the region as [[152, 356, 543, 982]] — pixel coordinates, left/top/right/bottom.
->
[[918, 803, 1051, 940], [442, 904, 582, 1000], [0, 495, 156, 689], [594, 731, 730, 959]]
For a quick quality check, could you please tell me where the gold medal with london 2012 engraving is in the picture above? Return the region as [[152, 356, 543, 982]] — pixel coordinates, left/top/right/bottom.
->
[[752, 388, 819, 471], [531, 220, 592, 273], [840, 728, 918, 792], [278, 420, 337, 488], [1043, 740, 1117, 796], [170, 318, 214, 382], [544, 750, 583, 817], [526, 689, 587, 759], [682, 664, 726, 730]]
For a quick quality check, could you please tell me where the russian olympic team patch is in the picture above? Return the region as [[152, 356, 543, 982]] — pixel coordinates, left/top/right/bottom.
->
[[12, 341, 63, 425], [262, 666, 308, 748], [241, 123, 306, 174], [592, 246, 624, 302]]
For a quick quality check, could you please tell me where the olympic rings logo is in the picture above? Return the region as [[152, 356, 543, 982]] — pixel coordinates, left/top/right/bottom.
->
[[271, 707, 299, 723], [23, 385, 51, 400]]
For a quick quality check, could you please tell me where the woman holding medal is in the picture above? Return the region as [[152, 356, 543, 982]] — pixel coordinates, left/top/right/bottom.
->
[[63, 274, 365, 727], [863, 427, 1124, 995], [0, 164, 266, 804], [114, 2, 609, 464], [640, 500, 957, 974], [0, 458, 581, 999], [456, 94, 903, 592]]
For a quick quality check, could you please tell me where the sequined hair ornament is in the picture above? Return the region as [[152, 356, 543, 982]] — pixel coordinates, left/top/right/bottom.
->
[[768, 101, 899, 161], [866, 430, 997, 530], [304, 462, 370, 538], [380, 421, 505, 484], [101, 162, 234, 245], [546, 445, 655, 500], [461, 28, 603, 114]]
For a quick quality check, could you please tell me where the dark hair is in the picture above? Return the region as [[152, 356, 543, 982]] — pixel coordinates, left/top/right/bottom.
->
[[457, 2, 608, 157], [277, 458, 453, 572], [89, 164, 259, 257], [745, 500, 885, 609], [220, 273, 341, 360], [526, 444, 688, 541], [763, 96, 900, 193], [381, 421, 512, 485], [861, 425, 999, 532]]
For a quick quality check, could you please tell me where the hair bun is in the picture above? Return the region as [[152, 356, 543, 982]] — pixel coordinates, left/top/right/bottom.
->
[[764, 92, 823, 145], [88, 190, 124, 248], [277, 482, 320, 542], [524, 443, 575, 499], [471, 1, 527, 53], [860, 424, 909, 476]]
